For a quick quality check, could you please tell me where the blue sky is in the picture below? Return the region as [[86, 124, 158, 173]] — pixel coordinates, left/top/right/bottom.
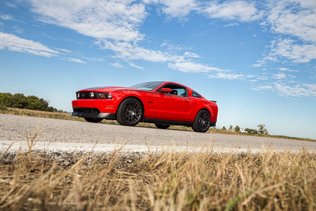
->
[[0, 0, 316, 139]]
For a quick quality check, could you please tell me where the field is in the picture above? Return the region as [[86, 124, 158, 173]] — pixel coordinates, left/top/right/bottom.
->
[[1, 107, 315, 142], [1, 149, 315, 210]]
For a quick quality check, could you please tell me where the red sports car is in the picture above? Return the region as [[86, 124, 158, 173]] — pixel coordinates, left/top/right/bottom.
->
[[72, 81, 218, 132]]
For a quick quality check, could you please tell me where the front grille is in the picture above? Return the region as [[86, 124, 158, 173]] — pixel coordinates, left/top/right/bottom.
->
[[73, 108, 100, 114], [77, 92, 90, 99]]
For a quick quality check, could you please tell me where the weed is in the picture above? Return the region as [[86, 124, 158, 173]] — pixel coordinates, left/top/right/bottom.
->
[[0, 150, 315, 210]]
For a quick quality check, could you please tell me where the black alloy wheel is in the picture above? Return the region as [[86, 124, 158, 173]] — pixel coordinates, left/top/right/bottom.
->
[[117, 98, 143, 126], [192, 110, 211, 133], [84, 117, 103, 123], [155, 123, 170, 129]]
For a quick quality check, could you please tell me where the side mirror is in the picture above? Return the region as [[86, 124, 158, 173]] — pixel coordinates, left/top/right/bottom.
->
[[161, 88, 172, 93]]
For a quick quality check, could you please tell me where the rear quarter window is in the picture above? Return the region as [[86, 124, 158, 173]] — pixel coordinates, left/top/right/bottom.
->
[[192, 91, 202, 98]]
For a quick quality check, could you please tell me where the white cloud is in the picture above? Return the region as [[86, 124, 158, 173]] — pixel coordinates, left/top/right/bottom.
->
[[102, 41, 170, 62], [27, 0, 263, 73], [146, 0, 262, 23], [183, 51, 200, 59], [145, 0, 197, 17], [254, 84, 273, 91], [66, 57, 86, 64], [279, 67, 299, 72], [111, 62, 124, 69], [252, 59, 266, 68], [255, 82, 316, 97], [257, 1, 316, 65], [294, 0, 316, 10], [169, 60, 219, 73], [272, 73, 287, 80], [208, 72, 245, 80], [6, 2, 17, 8], [268, 39, 316, 63], [0, 14, 13, 21], [0, 32, 60, 57], [128, 62, 143, 70], [274, 82, 316, 97], [0, 32, 88, 64], [268, 1, 316, 43], [99, 40, 219, 73], [160, 41, 187, 52], [30, 0, 146, 42], [201, 1, 261, 22]]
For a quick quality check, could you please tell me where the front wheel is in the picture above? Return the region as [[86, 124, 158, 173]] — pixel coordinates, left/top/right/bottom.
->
[[192, 110, 210, 133], [84, 117, 103, 123], [155, 123, 170, 129], [117, 98, 143, 126]]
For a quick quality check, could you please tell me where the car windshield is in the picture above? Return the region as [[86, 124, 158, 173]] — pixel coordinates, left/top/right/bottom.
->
[[130, 81, 163, 91]]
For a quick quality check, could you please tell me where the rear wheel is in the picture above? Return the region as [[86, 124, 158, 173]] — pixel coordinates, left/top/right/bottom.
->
[[84, 117, 103, 123], [155, 123, 170, 129], [192, 110, 210, 133], [117, 98, 143, 126]]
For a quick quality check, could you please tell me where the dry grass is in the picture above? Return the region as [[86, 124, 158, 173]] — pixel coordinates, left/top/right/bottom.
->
[[0, 108, 77, 121], [0, 149, 315, 210]]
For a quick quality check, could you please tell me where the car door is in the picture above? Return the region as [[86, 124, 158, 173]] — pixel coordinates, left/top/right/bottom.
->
[[161, 92, 192, 121], [145, 83, 192, 122]]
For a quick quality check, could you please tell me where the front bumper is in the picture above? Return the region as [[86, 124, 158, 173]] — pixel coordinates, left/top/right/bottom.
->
[[72, 99, 118, 120], [72, 108, 115, 119]]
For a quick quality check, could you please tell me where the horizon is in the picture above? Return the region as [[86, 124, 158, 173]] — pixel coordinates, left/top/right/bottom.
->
[[0, 0, 315, 139]]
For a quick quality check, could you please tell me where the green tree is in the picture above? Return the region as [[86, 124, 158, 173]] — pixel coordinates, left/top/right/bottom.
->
[[0, 92, 61, 112], [228, 125, 233, 131], [0, 93, 12, 107], [11, 93, 28, 108], [222, 126, 227, 130], [0, 101, 7, 111], [234, 125, 241, 133], [245, 128, 258, 134], [257, 124, 268, 135]]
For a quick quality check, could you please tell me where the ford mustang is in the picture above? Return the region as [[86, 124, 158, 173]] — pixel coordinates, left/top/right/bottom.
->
[[72, 81, 218, 132]]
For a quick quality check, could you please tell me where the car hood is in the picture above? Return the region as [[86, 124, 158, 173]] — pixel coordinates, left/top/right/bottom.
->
[[79, 86, 133, 92]]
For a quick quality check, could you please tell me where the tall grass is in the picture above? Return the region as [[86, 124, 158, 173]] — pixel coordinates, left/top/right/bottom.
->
[[0, 150, 315, 210], [0, 108, 75, 121]]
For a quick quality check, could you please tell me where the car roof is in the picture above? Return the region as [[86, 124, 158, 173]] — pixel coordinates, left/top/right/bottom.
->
[[161, 81, 189, 88], [151, 81, 191, 92]]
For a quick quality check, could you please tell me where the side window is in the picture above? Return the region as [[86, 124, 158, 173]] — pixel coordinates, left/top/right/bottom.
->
[[174, 88, 187, 97], [159, 84, 188, 97], [192, 90, 202, 98]]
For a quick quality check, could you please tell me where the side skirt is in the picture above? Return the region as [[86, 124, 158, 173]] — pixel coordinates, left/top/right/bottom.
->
[[143, 118, 192, 127], [143, 118, 217, 127]]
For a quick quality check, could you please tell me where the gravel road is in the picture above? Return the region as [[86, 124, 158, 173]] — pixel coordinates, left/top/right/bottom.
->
[[1, 114, 315, 153]]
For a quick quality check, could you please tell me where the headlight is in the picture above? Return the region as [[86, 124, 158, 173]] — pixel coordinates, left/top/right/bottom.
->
[[95, 92, 112, 99], [96, 92, 106, 99]]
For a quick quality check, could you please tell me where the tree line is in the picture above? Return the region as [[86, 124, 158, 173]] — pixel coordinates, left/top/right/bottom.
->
[[221, 124, 269, 135], [0, 92, 62, 112]]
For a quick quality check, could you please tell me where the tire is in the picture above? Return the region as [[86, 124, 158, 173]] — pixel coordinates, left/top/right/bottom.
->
[[192, 110, 211, 133], [84, 117, 103, 123], [155, 123, 170, 129], [117, 98, 143, 126]]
